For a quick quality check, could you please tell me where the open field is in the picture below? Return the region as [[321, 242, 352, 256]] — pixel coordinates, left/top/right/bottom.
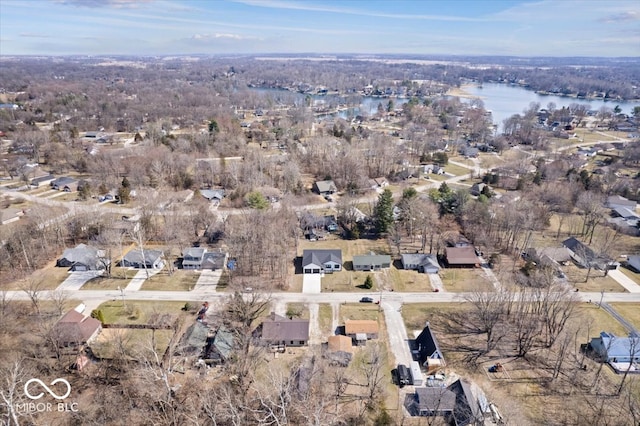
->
[[5, 260, 71, 290], [95, 300, 192, 324], [440, 268, 495, 292], [286, 302, 309, 319], [440, 162, 471, 176], [141, 269, 200, 291], [91, 328, 173, 360], [608, 303, 640, 330], [387, 267, 433, 292], [340, 303, 382, 322], [318, 304, 333, 335]]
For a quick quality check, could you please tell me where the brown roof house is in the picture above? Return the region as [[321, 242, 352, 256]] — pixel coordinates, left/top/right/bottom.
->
[[52, 309, 102, 347], [326, 335, 354, 366], [445, 246, 480, 268], [260, 313, 310, 348], [345, 320, 379, 345]]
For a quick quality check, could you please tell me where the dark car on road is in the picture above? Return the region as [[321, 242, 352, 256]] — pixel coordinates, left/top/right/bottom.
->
[[360, 297, 373, 303]]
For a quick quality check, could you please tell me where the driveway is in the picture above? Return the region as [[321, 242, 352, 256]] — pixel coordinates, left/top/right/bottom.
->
[[302, 274, 322, 294], [124, 268, 162, 291], [381, 300, 413, 366], [607, 268, 640, 293], [56, 270, 103, 291], [428, 274, 446, 292], [308, 303, 321, 344], [194, 270, 222, 291]]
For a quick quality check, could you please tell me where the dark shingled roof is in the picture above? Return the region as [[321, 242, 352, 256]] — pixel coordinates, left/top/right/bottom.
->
[[302, 249, 342, 267], [53, 310, 101, 345], [445, 246, 480, 265], [416, 387, 456, 413], [261, 313, 309, 342]]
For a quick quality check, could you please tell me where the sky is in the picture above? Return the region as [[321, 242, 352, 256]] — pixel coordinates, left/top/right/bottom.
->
[[0, 0, 639, 57]]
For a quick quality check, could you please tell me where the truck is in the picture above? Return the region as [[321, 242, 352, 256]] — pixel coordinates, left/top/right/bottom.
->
[[409, 361, 423, 386], [397, 364, 410, 387]]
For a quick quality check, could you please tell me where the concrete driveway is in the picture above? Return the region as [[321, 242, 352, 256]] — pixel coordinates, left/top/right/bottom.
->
[[56, 270, 103, 291], [608, 268, 640, 293], [381, 300, 413, 366], [302, 274, 322, 294], [124, 268, 162, 291], [428, 274, 446, 292], [194, 270, 222, 290]]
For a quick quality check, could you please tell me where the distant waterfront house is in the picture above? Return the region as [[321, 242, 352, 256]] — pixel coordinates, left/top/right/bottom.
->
[[444, 247, 480, 267], [260, 312, 310, 347], [121, 248, 164, 269], [313, 180, 337, 196], [52, 309, 102, 347], [30, 174, 56, 187], [352, 253, 391, 271], [57, 243, 109, 271], [401, 253, 440, 274], [302, 249, 342, 274], [51, 176, 79, 192]]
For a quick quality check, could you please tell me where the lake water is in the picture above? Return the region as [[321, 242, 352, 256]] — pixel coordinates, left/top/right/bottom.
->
[[462, 83, 640, 129]]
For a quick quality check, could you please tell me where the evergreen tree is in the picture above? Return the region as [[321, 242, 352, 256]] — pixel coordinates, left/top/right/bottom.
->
[[374, 188, 394, 234], [364, 275, 374, 289]]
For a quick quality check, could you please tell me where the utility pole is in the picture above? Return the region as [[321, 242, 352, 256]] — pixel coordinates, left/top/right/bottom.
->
[[117, 286, 126, 308]]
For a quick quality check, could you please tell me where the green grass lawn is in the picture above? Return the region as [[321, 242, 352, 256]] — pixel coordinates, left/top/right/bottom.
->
[[579, 303, 628, 336], [442, 163, 472, 176], [286, 302, 309, 319], [140, 270, 200, 291], [94, 300, 192, 324], [440, 268, 495, 292], [608, 303, 640, 330]]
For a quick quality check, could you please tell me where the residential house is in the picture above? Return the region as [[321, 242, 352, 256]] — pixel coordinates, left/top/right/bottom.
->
[[415, 323, 446, 371], [562, 237, 613, 270], [470, 183, 489, 196], [182, 247, 228, 270], [30, 174, 56, 187], [51, 176, 79, 192], [352, 253, 391, 271], [368, 177, 389, 190], [626, 255, 640, 272], [524, 246, 572, 267], [178, 321, 210, 356], [200, 189, 225, 204], [121, 249, 165, 269], [415, 387, 456, 418], [302, 249, 342, 274], [345, 320, 379, 345], [401, 253, 440, 274], [448, 379, 485, 426], [260, 312, 310, 347], [313, 180, 337, 196], [0, 208, 24, 225], [589, 332, 640, 373], [57, 243, 109, 271], [203, 326, 235, 365], [51, 309, 102, 347], [423, 164, 445, 175], [326, 335, 354, 366], [445, 247, 480, 267]]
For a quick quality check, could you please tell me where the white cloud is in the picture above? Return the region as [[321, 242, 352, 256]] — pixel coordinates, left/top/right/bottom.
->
[[192, 33, 259, 41]]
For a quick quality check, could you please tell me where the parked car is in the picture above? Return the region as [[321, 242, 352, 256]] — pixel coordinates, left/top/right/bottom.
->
[[397, 364, 411, 387], [360, 297, 373, 303]]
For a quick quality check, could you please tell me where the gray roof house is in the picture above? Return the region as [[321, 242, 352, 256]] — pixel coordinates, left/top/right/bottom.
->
[[606, 195, 637, 210], [562, 237, 613, 270], [0, 208, 24, 225], [260, 312, 310, 347], [30, 174, 55, 187], [204, 326, 235, 364], [182, 247, 228, 270], [415, 387, 456, 417], [121, 249, 164, 269], [401, 253, 440, 274], [200, 189, 225, 204], [627, 255, 640, 272], [352, 253, 391, 271], [448, 379, 484, 426], [51, 176, 79, 192], [302, 249, 342, 274], [589, 332, 640, 373], [313, 180, 337, 196], [57, 243, 109, 271]]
